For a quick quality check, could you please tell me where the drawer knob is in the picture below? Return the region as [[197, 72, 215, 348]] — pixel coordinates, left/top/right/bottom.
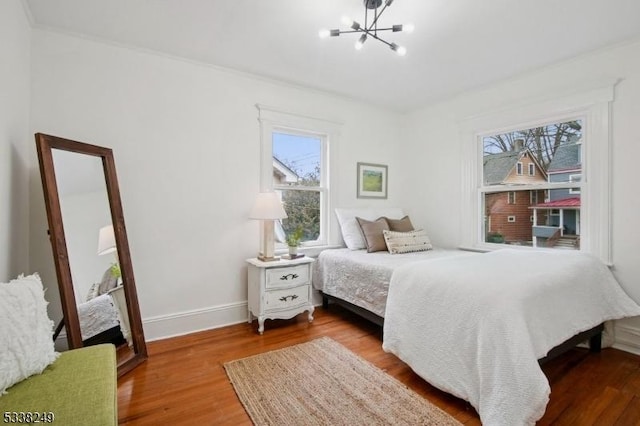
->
[[280, 273, 299, 281], [279, 294, 299, 302]]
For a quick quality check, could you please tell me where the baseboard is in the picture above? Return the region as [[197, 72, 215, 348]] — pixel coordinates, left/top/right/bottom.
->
[[54, 291, 326, 347], [143, 301, 249, 342], [612, 323, 640, 356]]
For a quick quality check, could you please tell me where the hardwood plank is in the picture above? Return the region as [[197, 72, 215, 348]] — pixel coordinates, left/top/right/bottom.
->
[[118, 306, 640, 425], [615, 396, 640, 426]]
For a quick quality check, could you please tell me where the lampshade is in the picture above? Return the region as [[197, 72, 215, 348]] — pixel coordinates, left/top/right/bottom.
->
[[97, 224, 116, 255], [249, 192, 288, 220]]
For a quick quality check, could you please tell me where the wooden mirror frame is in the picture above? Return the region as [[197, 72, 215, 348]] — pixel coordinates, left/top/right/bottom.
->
[[36, 133, 147, 377]]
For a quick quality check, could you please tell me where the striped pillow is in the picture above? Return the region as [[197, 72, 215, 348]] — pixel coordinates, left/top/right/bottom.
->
[[383, 229, 433, 254]]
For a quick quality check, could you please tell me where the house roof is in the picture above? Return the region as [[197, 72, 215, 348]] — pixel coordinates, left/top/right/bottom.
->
[[531, 197, 581, 209], [273, 157, 299, 183], [483, 151, 521, 185], [548, 142, 581, 173], [483, 149, 546, 185]]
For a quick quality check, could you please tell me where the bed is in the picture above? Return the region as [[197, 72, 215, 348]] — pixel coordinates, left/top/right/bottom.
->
[[53, 285, 132, 347], [313, 247, 467, 323], [313, 246, 640, 425]]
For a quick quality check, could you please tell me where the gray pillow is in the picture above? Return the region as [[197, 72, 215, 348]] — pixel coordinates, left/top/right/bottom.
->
[[386, 215, 414, 232], [97, 267, 118, 295], [356, 217, 390, 252]]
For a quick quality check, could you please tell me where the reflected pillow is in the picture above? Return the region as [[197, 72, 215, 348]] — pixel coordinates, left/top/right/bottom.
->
[[356, 217, 390, 253], [386, 215, 414, 232], [383, 229, 433, 254], [97, 267, 118, 296], [0, 274, 59, 394]]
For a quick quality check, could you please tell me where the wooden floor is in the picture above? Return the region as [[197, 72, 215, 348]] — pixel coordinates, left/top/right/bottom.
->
[[118, 306, 640, 425]]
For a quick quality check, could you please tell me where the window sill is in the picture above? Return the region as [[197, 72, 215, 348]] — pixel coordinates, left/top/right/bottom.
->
[[275, 244, 343, 258]]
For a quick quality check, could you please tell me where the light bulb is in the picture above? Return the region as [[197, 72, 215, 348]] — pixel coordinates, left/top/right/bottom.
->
[[404, 23, 415, 33], [390, 43, 407, 56], [355, 34, 367, 50], [319, 29, 330, 39], [341, 16, 353, 26]]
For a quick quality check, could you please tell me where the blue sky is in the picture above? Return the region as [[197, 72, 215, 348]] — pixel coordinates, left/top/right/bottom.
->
[[272, 132, 320, 177]]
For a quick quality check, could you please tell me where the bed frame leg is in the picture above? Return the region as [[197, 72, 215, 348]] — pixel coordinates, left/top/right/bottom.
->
[[322, 295, 329, 309], [589, 332, 602, 353]]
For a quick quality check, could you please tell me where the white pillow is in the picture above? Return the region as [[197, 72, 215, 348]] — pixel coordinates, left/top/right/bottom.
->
[[0, 274, 59, 394], [383, 229, 433, 254], [335, 208, 405, 250]]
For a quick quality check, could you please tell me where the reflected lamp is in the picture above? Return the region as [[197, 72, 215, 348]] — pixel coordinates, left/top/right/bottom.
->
[[97, 224, 116, 255]]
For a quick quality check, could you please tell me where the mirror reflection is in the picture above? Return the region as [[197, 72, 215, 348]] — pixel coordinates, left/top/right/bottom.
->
[[52, 150, 133, 361], [36, 133, 146, 377]]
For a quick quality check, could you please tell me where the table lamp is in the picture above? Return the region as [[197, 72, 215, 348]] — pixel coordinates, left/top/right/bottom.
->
[[249, 192, 288, 261], [97, 224, 116, 256]]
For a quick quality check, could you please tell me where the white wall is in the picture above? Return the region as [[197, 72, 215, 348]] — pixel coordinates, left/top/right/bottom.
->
[[0, 0, 31, 281], [59, 190, 113, 304], [28, 30, 405, 340], [403, 38, 640, 353]]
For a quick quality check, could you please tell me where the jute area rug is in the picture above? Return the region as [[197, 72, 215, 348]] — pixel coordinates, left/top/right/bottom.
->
[[224, 337, 461, 426]]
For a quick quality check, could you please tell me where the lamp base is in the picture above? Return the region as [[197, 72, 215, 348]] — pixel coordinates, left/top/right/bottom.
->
[[258, 254, 281, 262]]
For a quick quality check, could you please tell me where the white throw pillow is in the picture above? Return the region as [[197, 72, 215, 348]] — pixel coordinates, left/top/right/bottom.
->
[[335, 208, 405, 250], [0, 274, 59, 394], [383, 229, 433, 254]]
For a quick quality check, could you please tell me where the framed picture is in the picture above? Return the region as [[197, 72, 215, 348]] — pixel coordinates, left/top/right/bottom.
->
[[357, 162, 388, 199]]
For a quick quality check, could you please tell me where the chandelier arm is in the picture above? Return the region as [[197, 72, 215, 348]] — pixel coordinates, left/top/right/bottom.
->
[[367, 32, 394, 48], [365, 6, 369, 30], [362, 27, 395, 32], [367, 3, 390, 33]]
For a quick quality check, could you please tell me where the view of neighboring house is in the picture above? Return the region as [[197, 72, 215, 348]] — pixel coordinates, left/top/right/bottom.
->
[[273, 157, 299, 185], [483, 146, 547, 244], [531, 140, 582, 249]]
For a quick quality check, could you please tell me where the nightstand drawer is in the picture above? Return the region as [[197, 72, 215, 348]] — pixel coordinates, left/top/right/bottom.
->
[[265, 285, 309, 311], [265, 265, 309, 289]]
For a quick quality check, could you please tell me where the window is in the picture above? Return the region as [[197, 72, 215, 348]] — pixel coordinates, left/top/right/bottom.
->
[[257, 105, 341, 248], [528, 163, 535, 176], [272, 131, 322, 244], [460, 84, 614, 262], [482, 119, 582, 248], [569, 174, 582, 194], [516, 162, 523, 175]]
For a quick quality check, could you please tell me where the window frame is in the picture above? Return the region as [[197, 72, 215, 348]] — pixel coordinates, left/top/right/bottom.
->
[[256, 105, 341, 249], [459, 84, 614, 263], [528, 163, 535, 176], [516, 162, 523, 175], [569, 173, 582, 194]]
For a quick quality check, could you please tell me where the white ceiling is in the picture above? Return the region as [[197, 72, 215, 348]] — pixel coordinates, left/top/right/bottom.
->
[[24, 0, 640, 112]]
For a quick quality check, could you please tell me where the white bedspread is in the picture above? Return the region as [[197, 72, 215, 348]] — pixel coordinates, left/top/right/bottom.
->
[[382, 249, 640, 426], [313, 247, 466, 317], [77, 293, 120, 340]]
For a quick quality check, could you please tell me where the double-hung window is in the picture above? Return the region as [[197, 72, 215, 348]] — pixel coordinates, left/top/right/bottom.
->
[[460, 84, 614, 263], [481, 120, 583, 249], [257, 105, 340, 248]]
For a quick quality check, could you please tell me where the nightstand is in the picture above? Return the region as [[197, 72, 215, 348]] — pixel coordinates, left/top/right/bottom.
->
[[246, 256, 315, 335]]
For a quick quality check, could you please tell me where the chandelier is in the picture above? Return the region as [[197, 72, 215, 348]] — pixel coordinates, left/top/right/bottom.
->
[[319, 0, 413, 56]]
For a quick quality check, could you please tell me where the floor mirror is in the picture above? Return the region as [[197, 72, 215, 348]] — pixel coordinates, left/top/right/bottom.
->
[[36, 133, 147, 377]]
